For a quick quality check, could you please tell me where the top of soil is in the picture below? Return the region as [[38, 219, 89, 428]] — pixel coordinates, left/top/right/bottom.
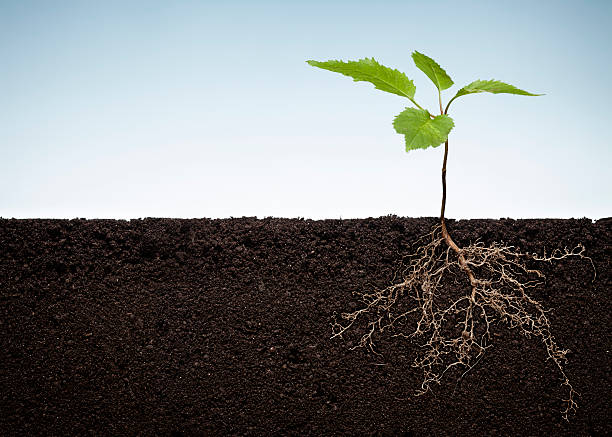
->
[[1, 216, 610, 436]]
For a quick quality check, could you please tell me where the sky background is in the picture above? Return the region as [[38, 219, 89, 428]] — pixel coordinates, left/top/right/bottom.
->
[[1, 0, 610, 220]]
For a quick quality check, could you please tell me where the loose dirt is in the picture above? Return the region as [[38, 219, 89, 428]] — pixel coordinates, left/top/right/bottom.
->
[[1, 217, 610, 436]]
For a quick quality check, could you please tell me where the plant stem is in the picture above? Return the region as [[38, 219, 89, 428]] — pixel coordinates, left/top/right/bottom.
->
[[440, 139, 449, 224], [411, 98, 426, 112], [444, 96, 456, 115], [440, 138, 479, 301], [440, 139, 456, 248]]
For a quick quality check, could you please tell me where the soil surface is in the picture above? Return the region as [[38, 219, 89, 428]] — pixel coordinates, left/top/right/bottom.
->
[[1, 217, 610, 436]]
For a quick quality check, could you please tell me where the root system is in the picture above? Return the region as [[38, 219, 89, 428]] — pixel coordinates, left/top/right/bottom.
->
[[332, 225, 594, 420]]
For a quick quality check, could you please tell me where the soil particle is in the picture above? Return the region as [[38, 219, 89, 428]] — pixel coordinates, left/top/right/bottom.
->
[[0, 216, 610, 436]]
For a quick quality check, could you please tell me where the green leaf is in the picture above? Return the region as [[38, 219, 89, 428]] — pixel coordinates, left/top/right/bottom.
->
[[393, 108, 454, 151], [306, 58, 416, 100], [453, 79, 542, 99], [445, 80, 543, 113], [411, 51, 454, 91]]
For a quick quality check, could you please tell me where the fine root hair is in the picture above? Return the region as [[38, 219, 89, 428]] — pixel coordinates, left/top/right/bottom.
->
[[332, 225, 594, 420]]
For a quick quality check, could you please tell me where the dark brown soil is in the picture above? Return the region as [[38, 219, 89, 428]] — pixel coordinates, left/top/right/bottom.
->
[[1, 217, 610, 436]]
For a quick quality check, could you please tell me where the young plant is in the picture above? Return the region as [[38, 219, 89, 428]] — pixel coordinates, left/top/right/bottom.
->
[[307, 52, 590, 420]]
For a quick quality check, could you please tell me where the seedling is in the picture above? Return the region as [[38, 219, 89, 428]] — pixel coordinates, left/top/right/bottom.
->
[[307, 52, 592, 420]]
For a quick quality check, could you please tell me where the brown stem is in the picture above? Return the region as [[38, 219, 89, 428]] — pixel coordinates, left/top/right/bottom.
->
[[440, 139, 479, 301], [440, 140, 449, 223]]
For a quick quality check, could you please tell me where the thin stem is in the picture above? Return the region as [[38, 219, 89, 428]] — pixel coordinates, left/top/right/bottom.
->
[[444, 96, 456, 115], [440, 137, 479, 301], [407, 97, 434, 118], [440, 140, 449, 223], [438, 90, 443, 115], [410, 98, 426, 112]]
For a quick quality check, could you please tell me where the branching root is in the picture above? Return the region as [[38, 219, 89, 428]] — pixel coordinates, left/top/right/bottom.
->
[[331, 226, 593, 420]]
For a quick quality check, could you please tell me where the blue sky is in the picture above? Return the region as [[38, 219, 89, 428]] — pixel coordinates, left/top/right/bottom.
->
[[1, 0, 610, 219]]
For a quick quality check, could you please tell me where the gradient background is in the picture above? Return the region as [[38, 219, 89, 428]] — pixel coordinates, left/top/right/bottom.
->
[[1, 0, 610, 219]]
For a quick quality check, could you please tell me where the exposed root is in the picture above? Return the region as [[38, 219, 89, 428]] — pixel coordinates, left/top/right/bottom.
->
[[332, 225, 594, 420]]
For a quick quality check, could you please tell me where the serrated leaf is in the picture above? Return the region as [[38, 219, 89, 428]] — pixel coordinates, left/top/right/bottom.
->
[[393, 108, 454, 151], [445, 79, 543, 113], [306, 58, 416, 100], [453, 79, 542, 99], [412, 51, 454, 91]]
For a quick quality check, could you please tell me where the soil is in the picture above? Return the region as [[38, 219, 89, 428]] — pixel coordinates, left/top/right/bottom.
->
[[0, 216, 610, 436]]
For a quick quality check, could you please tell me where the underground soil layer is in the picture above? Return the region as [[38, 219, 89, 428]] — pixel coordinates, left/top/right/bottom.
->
[[0, 217, 610, 436]]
